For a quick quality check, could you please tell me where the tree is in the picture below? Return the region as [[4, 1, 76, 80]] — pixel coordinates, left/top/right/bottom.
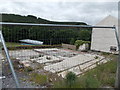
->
[[65, 72, 77, 88], [78, 30, 91, 41], [1, 13, 92, 45], [70, 38, 75, 45]]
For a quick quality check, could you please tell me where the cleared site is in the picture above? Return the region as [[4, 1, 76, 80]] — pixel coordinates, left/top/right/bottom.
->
[[8, 48, 109, 78]]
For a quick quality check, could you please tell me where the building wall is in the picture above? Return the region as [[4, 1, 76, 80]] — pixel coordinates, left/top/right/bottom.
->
[[91, 15, 118, 53]]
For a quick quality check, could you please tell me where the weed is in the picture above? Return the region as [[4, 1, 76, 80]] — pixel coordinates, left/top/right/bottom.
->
[[25, 67, 33, 72], [94, 56, 99, 59], [30, 73, 47, 85]]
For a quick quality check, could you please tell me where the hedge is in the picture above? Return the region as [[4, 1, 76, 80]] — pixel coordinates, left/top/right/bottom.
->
[[2, 45, 62, 50]]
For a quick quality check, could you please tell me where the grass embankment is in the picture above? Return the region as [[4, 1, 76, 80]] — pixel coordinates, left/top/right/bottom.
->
[[6, 42, 21, 47], [54, 54, 117, 88], [4, 42, 61, 50]]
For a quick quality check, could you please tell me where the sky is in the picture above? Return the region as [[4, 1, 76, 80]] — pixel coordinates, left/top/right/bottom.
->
[[0, 0, 119, 25]]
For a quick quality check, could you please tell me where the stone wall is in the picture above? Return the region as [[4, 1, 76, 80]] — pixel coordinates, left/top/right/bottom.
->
[[62, 43, 76, 50]]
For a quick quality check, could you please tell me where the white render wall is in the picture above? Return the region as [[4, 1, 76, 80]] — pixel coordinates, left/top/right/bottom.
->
[[91, 15, 118, 53]]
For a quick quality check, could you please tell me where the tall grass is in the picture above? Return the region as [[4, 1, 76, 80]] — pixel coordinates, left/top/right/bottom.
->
[[54, 59, 117, 88]]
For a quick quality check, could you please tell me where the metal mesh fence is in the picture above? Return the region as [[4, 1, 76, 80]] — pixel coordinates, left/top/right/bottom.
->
[[0, 18, 117, 88]]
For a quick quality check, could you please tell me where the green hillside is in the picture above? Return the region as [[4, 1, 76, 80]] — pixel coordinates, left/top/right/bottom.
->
[[1, 13, 87, 25], [1, 13, 92, 45]]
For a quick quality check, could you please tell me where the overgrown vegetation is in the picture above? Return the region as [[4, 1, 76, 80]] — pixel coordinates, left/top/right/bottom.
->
[[6, 42, 21, 47], [5, 43, 61, 50], [29, 73, 47, 85], [54, 59, 117, 88], [101, 52, 111, 56], [25, 67, 33, 72]]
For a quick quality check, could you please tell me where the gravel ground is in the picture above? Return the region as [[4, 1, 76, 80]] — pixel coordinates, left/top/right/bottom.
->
[[2, 60, 45, 89], [2, 72, 44, 88]]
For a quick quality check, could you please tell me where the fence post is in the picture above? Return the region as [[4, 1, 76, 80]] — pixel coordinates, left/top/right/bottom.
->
[[114, 26, 120, 89], [0, 30, 20, 88]]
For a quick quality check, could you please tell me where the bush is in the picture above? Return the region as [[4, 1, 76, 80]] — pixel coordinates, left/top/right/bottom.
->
[[94, 56, 99, 59], [7, 45, 62, 50], [65, 72, 77, 87], [75, 40, 90, 50]]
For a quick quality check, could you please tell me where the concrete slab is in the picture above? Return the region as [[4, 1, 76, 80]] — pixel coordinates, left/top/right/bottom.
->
[[44, 54, 104, 73], [30, 55, 61, 64], [34, 48, 78, 59], [9, 50, 40, 60]]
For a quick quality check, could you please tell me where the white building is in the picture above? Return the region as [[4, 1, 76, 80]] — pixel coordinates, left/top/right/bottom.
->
[[91, 15, 118, 53]]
